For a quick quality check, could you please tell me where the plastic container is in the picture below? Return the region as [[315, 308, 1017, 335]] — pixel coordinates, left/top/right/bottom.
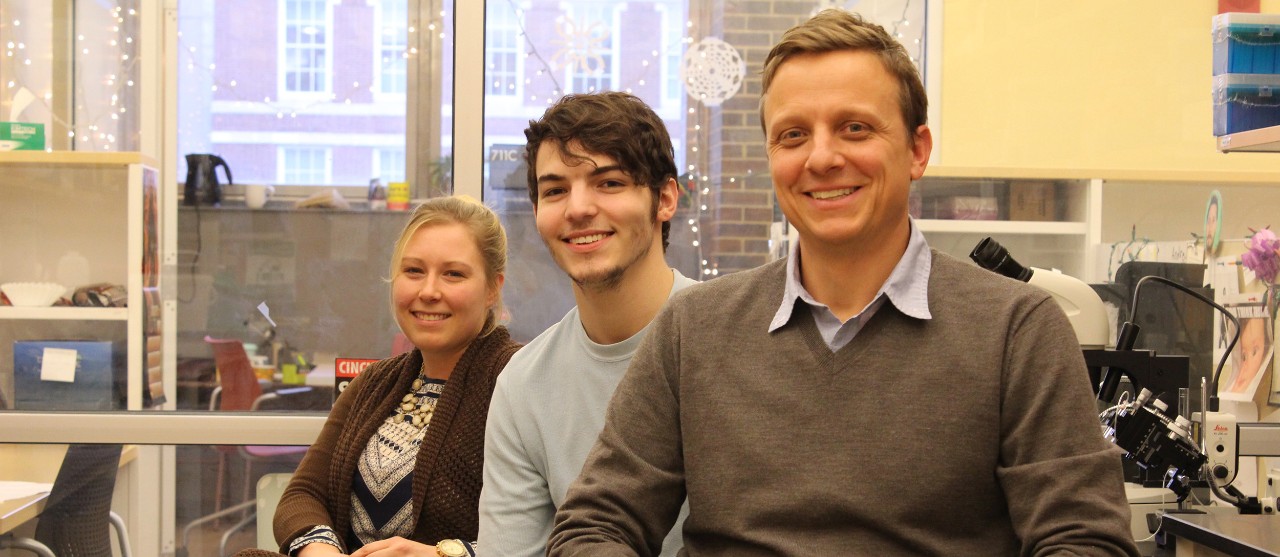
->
[[1213, 13, 1280, 75], [387, 181, 410, 211], [1213, 73, 1280, 135]]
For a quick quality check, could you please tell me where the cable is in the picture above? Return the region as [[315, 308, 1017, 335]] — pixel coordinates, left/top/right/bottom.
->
[[179, 203, 202, 304], [1127, 275, 1240, 412], [1134, 511, 1162, 544], [1207, 472, 1246, 507]]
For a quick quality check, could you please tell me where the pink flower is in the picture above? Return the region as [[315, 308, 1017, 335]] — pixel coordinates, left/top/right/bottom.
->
[[1242, 227, 1280, 284]]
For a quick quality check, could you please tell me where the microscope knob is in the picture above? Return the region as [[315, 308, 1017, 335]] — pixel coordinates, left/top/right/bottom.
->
[[1213, 465, 1230, 479]]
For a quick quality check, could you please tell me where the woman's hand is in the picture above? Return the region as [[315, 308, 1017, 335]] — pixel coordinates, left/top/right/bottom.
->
[[297, 542, 346, 556], [348, 537, 436, 556]]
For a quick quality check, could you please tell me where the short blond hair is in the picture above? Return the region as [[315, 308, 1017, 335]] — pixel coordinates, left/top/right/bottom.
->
[[761, 10, 928, 140], [388, 195, 508, 336]]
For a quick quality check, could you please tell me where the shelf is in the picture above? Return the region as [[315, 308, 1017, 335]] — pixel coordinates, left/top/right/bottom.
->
[[0, 306, 128, 321], [917, 219, 1087, 235], [926, 164, 1280, 184], [0, 151, 157, 167], [1217, 125, 1280, 153]]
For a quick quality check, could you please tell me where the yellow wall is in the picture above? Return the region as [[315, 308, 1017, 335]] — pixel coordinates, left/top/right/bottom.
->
[[940, 1, 1280, 172]]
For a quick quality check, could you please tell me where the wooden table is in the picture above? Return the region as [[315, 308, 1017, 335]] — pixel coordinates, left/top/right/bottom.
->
[[0, 444, 137, 534]]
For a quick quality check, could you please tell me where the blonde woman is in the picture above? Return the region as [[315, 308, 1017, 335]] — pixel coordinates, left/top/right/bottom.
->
[[239, 196, 519, 557]]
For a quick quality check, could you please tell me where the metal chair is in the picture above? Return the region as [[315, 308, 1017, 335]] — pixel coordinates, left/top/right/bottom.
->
[[177, 337, 309, 557], [0, 444, 132, 557], [204, 336, 310, 513]]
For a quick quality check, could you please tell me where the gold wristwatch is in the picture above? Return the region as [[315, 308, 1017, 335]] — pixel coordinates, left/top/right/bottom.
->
[[436, 539, 469, 557]]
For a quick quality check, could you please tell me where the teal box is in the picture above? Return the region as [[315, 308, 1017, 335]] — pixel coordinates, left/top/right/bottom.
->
[[1213, 13, 1280, 75], [13, 340, 125, 410], [0, 121, 45, 150]]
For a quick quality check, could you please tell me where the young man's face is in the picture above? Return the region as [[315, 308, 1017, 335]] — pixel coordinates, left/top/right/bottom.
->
[[762, 49, 931, 252], [533, 140, 676, 291]]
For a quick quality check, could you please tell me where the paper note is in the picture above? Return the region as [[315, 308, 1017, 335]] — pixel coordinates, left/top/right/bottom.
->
[[40, 347, 78, 383], [0, 481, 53, 503], [257, 301, 277, 327]]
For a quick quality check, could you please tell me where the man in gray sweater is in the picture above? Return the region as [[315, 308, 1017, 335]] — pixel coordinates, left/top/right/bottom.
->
[[548, 10, 1140, 557]]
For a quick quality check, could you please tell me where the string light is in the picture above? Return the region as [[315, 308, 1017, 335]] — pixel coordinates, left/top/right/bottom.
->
[[3, 3, 139, 150]]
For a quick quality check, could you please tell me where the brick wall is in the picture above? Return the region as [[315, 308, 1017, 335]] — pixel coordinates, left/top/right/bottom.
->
[[693, 1, 809, 274]]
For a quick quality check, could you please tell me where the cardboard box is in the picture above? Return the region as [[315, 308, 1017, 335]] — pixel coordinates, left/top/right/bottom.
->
[[1008, 181, 1058, 222], [0, 122, 45, 151], [1214, 13, 1280, 75], [13, 340, 125, 410], [931, 196, 998, 220], [1213, 74, 1280, 135]]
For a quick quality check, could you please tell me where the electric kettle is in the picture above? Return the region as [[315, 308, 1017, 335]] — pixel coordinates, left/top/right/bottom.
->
[[184, 153, 233, 206]]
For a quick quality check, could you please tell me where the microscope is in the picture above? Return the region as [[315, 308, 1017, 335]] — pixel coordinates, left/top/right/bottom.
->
[[972, 237, 1280, 515], [970, 238, 1205, 501]]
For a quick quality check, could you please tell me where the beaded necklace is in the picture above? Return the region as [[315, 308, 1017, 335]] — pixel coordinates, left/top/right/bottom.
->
[[396, 367, 444, 429]]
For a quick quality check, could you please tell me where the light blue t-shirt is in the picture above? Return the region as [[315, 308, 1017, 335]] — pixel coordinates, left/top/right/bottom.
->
[[477, 269, 696, 557]]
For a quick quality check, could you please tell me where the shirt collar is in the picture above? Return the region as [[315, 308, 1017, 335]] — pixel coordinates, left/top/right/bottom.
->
[[769, 218, 933, 332]]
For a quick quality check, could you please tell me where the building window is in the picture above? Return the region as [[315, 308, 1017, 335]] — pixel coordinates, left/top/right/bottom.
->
[[279, 146, 330, 185], [378, 0, 408, 95], [375, 148, 406, 183], [485, 4, 521, 98], [660, 4, 683, 107], [281, 0, 330, 94], [563, 3, 615, 94]]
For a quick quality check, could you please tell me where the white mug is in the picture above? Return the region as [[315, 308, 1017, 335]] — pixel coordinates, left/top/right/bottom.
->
[[245, 184, 275, 209]]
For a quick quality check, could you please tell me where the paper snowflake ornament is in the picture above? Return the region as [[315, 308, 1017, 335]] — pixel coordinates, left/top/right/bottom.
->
[[550, 14, 610, 75], [681, 37, 745, 107]]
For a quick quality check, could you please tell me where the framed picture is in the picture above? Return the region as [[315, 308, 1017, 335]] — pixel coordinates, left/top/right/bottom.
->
[[1205, 190, 1223, 258]]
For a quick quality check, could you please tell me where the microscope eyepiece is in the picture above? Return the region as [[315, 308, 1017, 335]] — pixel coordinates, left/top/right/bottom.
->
[[970, 237, 1032, 282]]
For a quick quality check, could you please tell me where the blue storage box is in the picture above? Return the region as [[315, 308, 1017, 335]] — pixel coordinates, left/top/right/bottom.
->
[[1214, 13, 1280, 75], [1213, 73, 1280, 135], [13, 340, 125, 410]]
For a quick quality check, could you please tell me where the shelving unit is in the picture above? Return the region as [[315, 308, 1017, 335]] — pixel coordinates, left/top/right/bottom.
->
[[0, 151, 162, 410], [0, 306, 129, 321], [1217, 124, 1280, 153], [914, 166, 1100, 280]]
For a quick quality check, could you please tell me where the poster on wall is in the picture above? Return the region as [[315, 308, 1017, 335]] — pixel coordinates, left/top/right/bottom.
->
[[1216, 292, 1273, 402]]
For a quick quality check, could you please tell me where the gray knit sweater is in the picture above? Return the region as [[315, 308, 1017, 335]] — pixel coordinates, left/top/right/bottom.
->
[[549, 252, 1139, 556]]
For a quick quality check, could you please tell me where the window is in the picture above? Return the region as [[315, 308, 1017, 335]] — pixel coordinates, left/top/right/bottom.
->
[[376, 147, 406, 183], [377, 0, 408, 95], [279, 146, 330, 185], [659, 3, 683, 109], [562, 3, 615, 94], [178, 0, 415, 189], [478, 0, 933, 341], [281, 0, 330, 95], [485, 3, 522, 98]]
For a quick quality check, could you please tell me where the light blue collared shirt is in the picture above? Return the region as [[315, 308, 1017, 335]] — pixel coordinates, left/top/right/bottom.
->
[[769, 219, 933, 351]]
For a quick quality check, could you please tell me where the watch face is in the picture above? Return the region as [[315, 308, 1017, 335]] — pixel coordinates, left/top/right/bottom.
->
[[437, 539, 467, 557]]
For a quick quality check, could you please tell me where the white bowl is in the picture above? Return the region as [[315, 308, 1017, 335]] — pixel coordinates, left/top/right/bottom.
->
[[1, 282, 67, 307]]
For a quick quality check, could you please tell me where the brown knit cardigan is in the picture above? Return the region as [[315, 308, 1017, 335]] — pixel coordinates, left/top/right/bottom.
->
[[271, 326, 521, 554]]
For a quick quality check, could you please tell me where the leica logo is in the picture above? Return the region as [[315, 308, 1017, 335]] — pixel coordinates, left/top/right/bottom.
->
[[1214, 425, 1230, 432]]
